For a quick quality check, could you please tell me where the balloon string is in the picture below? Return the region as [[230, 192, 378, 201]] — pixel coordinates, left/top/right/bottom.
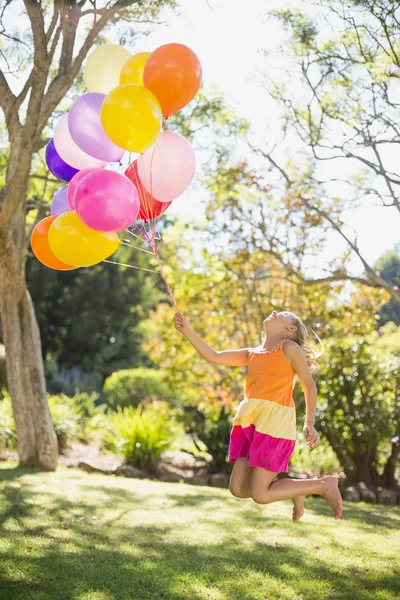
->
[[120, 239, 154, 255], [141, 228, 178, 311], [104, 259, 159, 274], [131, 162, 154, 223]]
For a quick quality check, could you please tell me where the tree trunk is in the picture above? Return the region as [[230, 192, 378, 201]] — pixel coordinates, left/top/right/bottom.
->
[[382, 439, 400, 489], [352, 448, 378, 485], [0, 205, 57, 470]]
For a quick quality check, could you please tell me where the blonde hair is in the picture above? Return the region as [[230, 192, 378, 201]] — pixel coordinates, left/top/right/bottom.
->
[[261, 311, 322, 370], [288, 313, 320, 371]]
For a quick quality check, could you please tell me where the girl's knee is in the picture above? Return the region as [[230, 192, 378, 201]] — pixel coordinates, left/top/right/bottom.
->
[[251, 489, 270, 504], [229, 482, 249, 499]]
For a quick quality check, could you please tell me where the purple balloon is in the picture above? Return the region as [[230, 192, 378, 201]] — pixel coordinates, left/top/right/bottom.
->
[[50, 186, 70, 216], [75, 170, 140, 233], [68, 93, 125, 162], [45, 139, 79, 183]]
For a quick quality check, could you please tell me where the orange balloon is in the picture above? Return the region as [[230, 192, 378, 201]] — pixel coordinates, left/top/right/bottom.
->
[[30, 216, 76, 271], [143, 43, 202, 117]]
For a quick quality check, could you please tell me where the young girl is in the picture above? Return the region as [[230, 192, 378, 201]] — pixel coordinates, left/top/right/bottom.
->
[[173, 310, 342, 520]]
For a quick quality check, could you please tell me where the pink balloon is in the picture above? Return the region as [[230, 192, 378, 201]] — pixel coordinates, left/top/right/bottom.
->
[[67, 168, 103, 209], [53, 115, 108, 170], [137, 131, 195, 203], [75, 170, 140, 233]]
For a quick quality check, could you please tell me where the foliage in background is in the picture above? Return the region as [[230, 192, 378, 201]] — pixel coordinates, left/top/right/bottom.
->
[[103, 402, 183, 470], [375, 247, 400, 326], [0, 391, 105, 454], [47, 392, 106, 452], [316, 339, 399, 485], [0, 393, 16, 452], [103, 367, 174, 408]]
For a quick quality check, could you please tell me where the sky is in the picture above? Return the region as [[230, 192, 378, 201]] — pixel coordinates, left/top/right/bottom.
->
[[142, 0, 400, 273]]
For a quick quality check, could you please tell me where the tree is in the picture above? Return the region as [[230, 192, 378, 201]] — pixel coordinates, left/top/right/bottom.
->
[[0, 0, 174, 469], [374, 246, 400, 325], [316, 338, 399, 486], [243, 0, 400, 304]]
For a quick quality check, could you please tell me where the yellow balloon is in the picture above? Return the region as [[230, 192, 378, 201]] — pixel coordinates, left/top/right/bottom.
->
[[84, 44, 132, 94], [48, 211, 120, 268], [119, 52, 151, 86], [101, 84, 162, 153]]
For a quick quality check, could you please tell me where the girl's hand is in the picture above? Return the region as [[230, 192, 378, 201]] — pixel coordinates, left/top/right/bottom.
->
[[303, 423, 320, 448], [173, 312, 189, 334]]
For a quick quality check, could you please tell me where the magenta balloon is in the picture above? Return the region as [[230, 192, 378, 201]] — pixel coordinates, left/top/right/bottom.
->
[[50, 186, 70, 216], [68, 93, 125, 162], [53, 115, 108, 170], [137, 131, 196, 203], [75, 170, 140, 233], [67, 168, 103, 209]]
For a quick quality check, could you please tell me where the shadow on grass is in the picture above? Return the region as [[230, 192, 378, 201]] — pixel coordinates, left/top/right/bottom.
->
[[0, 517, 398, 600], [0, 473, 399, 600]]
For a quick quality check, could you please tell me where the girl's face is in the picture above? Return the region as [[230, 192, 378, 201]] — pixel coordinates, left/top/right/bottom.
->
[[263, 311, 297, 336]]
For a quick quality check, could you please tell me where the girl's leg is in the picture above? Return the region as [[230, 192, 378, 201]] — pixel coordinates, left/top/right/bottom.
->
[[250, 468, 342, 518], [229, 458, 253, 499]]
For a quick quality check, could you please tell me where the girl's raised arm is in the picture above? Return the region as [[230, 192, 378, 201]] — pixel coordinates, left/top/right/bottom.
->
[[173, 312, 249, 367]]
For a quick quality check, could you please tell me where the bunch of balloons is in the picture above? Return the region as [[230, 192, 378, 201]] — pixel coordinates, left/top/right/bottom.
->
[[32, 43, 202, 271]]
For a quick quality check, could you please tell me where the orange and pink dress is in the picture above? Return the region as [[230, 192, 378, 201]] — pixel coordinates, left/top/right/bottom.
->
[[228, 340, 297, 473]]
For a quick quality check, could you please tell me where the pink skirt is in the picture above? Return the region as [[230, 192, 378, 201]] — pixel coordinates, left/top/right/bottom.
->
[[228, 397, 296, 473]]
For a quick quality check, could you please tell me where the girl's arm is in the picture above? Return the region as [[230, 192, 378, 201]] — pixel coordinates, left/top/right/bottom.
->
[[173, 312, 249, 367], [284, 341, 321, 448]]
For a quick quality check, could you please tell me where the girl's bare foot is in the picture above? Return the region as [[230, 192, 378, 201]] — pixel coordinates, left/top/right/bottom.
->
[[292, 495, 306, 522], [321, 476, 342, 519]]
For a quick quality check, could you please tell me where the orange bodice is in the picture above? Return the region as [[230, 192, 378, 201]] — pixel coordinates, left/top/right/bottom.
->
[[245, 343, 296, 407]]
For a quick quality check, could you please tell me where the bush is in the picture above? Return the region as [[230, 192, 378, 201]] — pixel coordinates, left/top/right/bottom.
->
[[48, 392, 106, 451], [0, 392, 16, 452], [104, 402, 183, 470], [290, 435, 342, 477], [103, 368, 171, 408], [190, 404, 233, 474], [316, 339, 399, 484]]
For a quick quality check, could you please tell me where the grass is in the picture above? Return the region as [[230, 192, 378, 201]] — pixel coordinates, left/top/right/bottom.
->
[[0, 461, 399, 600]]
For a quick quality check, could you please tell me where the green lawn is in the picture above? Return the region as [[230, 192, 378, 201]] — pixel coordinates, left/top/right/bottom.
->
[[0, 461, 399, 600]]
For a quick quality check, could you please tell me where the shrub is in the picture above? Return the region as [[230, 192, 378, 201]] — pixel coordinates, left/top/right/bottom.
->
[[190, 404, 233, 474], [48, 395, 79, 452], [104, 402, 183, 470], [0, 392, 16, 452], [103, 368, 171, 408], [316, 339, 399, 484], [47, 392, 106, 451]]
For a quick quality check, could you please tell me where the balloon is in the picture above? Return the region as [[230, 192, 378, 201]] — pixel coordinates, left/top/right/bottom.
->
[[53, 115, 108, 170], [143, 43, 202, 116], [84, 44, 132, 94], [67, 168, 103, 210], [75, 170, 140, 233], [68, 93, 125, 162], [101, 84, 162, 153], [45, 139, 79, 183], [119, 52, 151, 86], [125, 161, 171, 222], [50, 186, 70, 216], [30, 216, 76, 271], [48, 211, 120, 267], [137, 131, 195, 203]]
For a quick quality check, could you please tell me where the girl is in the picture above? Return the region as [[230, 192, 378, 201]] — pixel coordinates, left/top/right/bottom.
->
[[173, 310, 342, 520]]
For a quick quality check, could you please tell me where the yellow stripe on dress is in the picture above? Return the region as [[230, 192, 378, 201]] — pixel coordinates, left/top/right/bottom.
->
[[233, 397, 296, 441]]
